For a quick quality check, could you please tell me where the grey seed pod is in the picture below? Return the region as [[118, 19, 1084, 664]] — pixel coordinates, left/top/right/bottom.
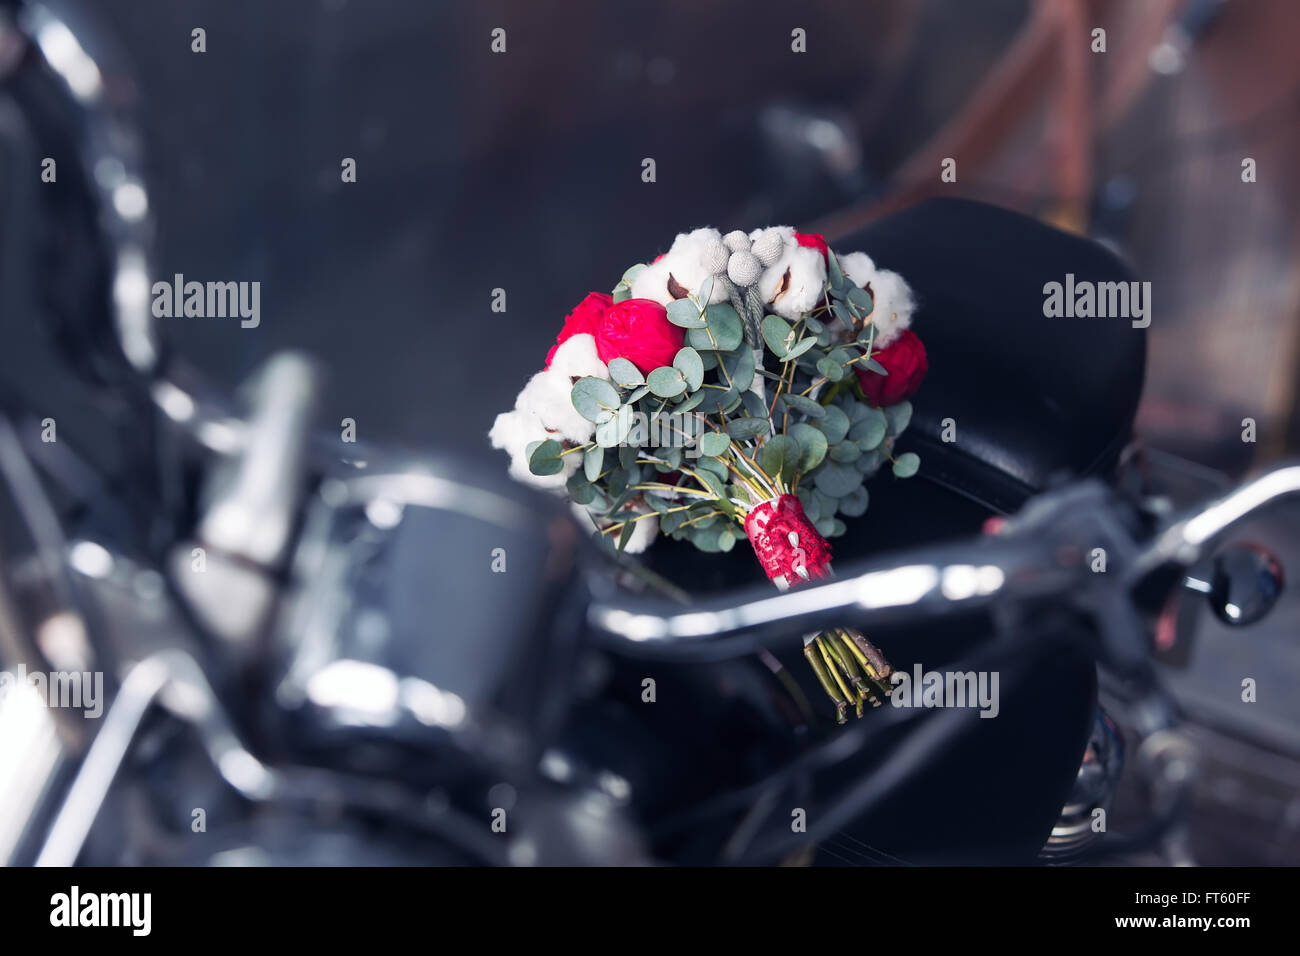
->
[[727, 250, 763, 287], [702, 237, 729, 276], [723, 230, 751, 253], [752, 229, 784, 267]]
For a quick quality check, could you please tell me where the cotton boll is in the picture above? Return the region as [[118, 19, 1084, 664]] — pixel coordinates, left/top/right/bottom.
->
[[755, 242, 827, 320], [749, 224, 795, 245], [489, 408, 576, 490], [631, 228, 729, 306], [516, 368, 595, 445], [548, 333, 608, 382], [866, 269, 915, 347], [838, 251, 877, 289]]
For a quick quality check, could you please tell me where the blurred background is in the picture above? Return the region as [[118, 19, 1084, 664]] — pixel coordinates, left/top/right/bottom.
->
[[25, 0, 1292, 479]]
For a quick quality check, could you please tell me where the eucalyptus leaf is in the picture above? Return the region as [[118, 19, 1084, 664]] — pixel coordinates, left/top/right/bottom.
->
[[839, 486, 869, 517], [812, 489, 839, 521], [676, 390, 705, 413], [817, 357, 844, 382], [718, 526, 736, 552], [831, 302, 856, 329], [760, 434, 800, 484], [607, 358, 644, 388], [697, 456, 729, 481], [819, 404, 851, 444], [849, 410, 887, 450], [762, 314, 796, 357], [885, 401, 913, 433], [700, 432, 730, 457], [528, 439, 564, 477], [583, 445, 604, 483], [720, 347, 756, 392], [667, 297, 707, 329], [892, 452, 920, 478], [826, 249, 847, 292], [829, 441, 861, 463], [847, 285, 874, 316], [647, 366, 687, 398], [673, 347, 704, 391], [790, 423, 828, 471], [779, 394, 826, 419], [616, 520, 636, 554], [785, 338, 819, 362], [571, 376, 620, 424], [566, 474, 597, 505], [740, 389, 769, 420], [725, 417, 770, 441], [696, 384, 739, 415], [813, 460, 860, 497], [687, 304, 744, 352], [697, 469, 728, 498]]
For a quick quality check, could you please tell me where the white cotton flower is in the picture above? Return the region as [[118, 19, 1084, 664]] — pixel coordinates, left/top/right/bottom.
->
[[489, 408, 577, 491], [838, 251, 877, 289], [631, 227, 731, 306], [548, 333, 608, 382], [571, 503, 659, 554], [516, 367, 595, 445], [748, 225, 827, 320], [835, 252, 914, 347], [864, 268, 914, 347]]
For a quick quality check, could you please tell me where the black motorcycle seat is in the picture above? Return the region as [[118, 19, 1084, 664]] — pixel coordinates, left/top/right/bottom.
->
[[836, 198, 1147, 513]]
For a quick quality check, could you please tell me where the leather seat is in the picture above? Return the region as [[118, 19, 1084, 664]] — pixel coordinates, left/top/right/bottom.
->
[[837, 198, 1147, 514]]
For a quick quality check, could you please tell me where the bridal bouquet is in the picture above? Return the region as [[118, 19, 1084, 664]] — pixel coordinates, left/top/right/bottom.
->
[[490, 226, 928, 722]]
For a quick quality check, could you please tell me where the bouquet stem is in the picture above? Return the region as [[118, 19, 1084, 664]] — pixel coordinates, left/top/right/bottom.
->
[[744, 494, 894, 724]]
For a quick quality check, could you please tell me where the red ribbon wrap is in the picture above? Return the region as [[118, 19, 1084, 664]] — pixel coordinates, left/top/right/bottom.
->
[[743, 495, 833, 587]]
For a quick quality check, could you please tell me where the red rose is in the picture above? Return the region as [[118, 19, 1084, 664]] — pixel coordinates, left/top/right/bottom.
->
[[545, 292, 612, 368], [854, 330, 928, 407], [594, 298, 684, 374], [794, 231, 829, 262]]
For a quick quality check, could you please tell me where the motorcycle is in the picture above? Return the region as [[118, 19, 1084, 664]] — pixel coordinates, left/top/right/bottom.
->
[[0, 0, 1293, 867]]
